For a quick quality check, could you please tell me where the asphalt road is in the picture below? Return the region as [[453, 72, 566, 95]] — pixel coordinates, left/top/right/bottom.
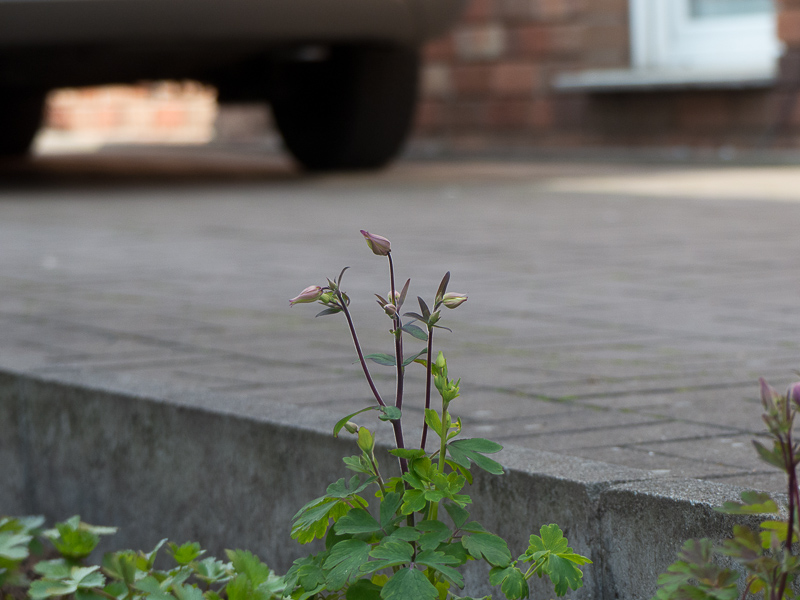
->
[[3, 147, 800, 493]]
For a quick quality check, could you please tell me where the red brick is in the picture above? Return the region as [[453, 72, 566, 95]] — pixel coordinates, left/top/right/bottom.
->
[[486, 99, 531, 128], [778, 8, 800, 46], [529, 97, 555, 129], [491, 63, 540, 96], [549, 24, 586, 56], [511, 24, 551, 57], [462, 0, 497, 22], [423, 37, 456, 62], [676, 93, 734, 132], [454, 24, 507, 60], [413, 100, 445, 131], [452, 64, 495, 96]]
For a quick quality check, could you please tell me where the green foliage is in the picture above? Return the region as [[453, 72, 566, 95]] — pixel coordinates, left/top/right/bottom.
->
[[653, 378, 800, 600], [0, 517, 285, 600], [283, 233, 591, 599]]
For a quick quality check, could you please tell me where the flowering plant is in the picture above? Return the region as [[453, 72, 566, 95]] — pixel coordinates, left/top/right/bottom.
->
[[653, 379, 800, 600], [286, 231, 591, 600]]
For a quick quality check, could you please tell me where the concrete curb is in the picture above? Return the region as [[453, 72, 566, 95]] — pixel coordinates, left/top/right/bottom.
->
[[0, 367, 768, 599]]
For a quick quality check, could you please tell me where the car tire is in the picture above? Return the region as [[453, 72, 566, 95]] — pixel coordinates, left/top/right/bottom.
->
[[0, 91, 46, 157], [271, 44, 419, 171]]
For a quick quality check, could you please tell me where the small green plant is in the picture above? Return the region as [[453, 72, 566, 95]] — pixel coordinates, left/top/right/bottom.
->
[[653, 378, 800, 600], [284, 230, 591, 600], [0, 515, 285, 600]]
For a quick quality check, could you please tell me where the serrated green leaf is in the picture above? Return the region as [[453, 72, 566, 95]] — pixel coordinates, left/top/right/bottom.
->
[[462, 533, 512, 567], [546, 555, 585, 596], [29, 578, 78, 599], [400, 489, 427, 515], [489, 566, 529, 600], [194, 557, 231, 585], [401, 324, 428, 341], [169, 542, 205, 565], [173, 584, 205, 600], [416, 520, 452, 552], [0, 531, 31, 561], [324, 539, 371, 590], [346, 578, 383, 600], [33, 559, 71, 579], [447, 440, 504, 475], [365, 353, 396, 367], [444, 503, 470, 529], [226, 550, 274, 588], [362, 541, 415, 573], [425, 409, 443, 438], [334, 509, 382, 535], [381, 568, 437, 600], [379, 492, 403, 529], [415, 550, 464, 587]]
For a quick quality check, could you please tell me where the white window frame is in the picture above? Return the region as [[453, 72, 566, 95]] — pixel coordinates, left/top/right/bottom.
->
[[629, 0, 781, 72]]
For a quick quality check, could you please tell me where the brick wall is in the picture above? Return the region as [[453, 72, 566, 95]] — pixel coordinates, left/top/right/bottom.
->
[[415, 0, 800, 151]]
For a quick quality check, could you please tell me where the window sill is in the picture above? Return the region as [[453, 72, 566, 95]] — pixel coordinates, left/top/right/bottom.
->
[[553, 65, 777, 93]]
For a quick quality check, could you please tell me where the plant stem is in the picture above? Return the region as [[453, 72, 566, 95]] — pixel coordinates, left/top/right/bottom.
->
[[421, 325, 434, 450], [387, 253, 409, 475], [337, 291, 386, 408]]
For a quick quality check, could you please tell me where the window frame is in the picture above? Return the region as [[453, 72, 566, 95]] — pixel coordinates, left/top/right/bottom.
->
[[629, 0, 781, 72]]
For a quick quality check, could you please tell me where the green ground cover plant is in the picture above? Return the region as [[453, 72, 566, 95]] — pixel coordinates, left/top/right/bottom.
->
[[1, 230, 590, 600], [653, 378, 800, 600]]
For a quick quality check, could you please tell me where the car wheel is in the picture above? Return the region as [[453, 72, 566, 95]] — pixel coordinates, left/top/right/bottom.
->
[[271, 44, 419, 171], [0, 91, 46, 156]]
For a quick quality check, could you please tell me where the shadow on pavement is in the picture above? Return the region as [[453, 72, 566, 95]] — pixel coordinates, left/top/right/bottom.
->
[[0, 146, 301, 190]]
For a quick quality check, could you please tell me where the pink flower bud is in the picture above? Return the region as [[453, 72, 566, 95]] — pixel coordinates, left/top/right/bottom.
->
[[289, 285, 323, 306], [442, 292, 467, 309], [360, 230, 391, 256], [383, 303, 398, 317]]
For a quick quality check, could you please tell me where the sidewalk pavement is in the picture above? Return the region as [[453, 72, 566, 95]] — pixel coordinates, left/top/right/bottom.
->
[[2, 150, 800, 496]]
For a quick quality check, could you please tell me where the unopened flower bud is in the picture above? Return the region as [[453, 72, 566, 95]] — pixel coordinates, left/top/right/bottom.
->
[[360, 230, 391, 256], [388, 290, 401, 305], [343, 421, 359, 434], [442, 292, 467, 309], [383, 303, 398, 317], [290, 285, 323, 306], [788, 382, 800, 409]]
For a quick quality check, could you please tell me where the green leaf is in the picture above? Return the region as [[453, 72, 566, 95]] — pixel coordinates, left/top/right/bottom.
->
[[402, 349, 427, 368], [444, 503, 470, 529], [416, 520, 452, 552], [365, 353, 396, 367], [346, 579, 383, 600], [363, 541, 415, 573], [226, 550, 274, 588], [315, 308, 342, 318], [425, 409, 443, 438], [418, 297, 431, 321], [401, 324, 428, 341], [173, 584, 205, 600], [0, 531, 32, 561], [33, 559, 71, 579], [717, 490, 779, 515], [381, 568, 437, 600], [169, 542, 205, 565], [324, 539, 371, 590], [389, 448, 426, 460], [334, 509, 382, 535], [462, 533, 512, 567], [414, 550, 464, 587], [379, 406, 402, 422], [752, 440, 785, 470], [334, 407, 378, 437], [435, 272, 451, 306], [447, 439, 504, 475], [379, 492, 403, 529], [524, 525, 590, 598], [194, 557, 232, 585], [29, 578, 79, 599], [489, 566, 529, 600]]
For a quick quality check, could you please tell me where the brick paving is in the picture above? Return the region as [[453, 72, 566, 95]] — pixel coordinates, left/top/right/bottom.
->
[[2, 151, 800, 493]]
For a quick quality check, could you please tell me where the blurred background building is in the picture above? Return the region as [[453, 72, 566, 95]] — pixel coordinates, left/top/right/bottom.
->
[[36, 0, 800, 155]]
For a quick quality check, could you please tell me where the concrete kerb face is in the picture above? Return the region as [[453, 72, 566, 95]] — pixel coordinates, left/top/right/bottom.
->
[[0, 368, 769, 600]]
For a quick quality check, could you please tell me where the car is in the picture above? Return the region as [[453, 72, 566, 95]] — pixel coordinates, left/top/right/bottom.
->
[[0, 0, 466, 169]]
